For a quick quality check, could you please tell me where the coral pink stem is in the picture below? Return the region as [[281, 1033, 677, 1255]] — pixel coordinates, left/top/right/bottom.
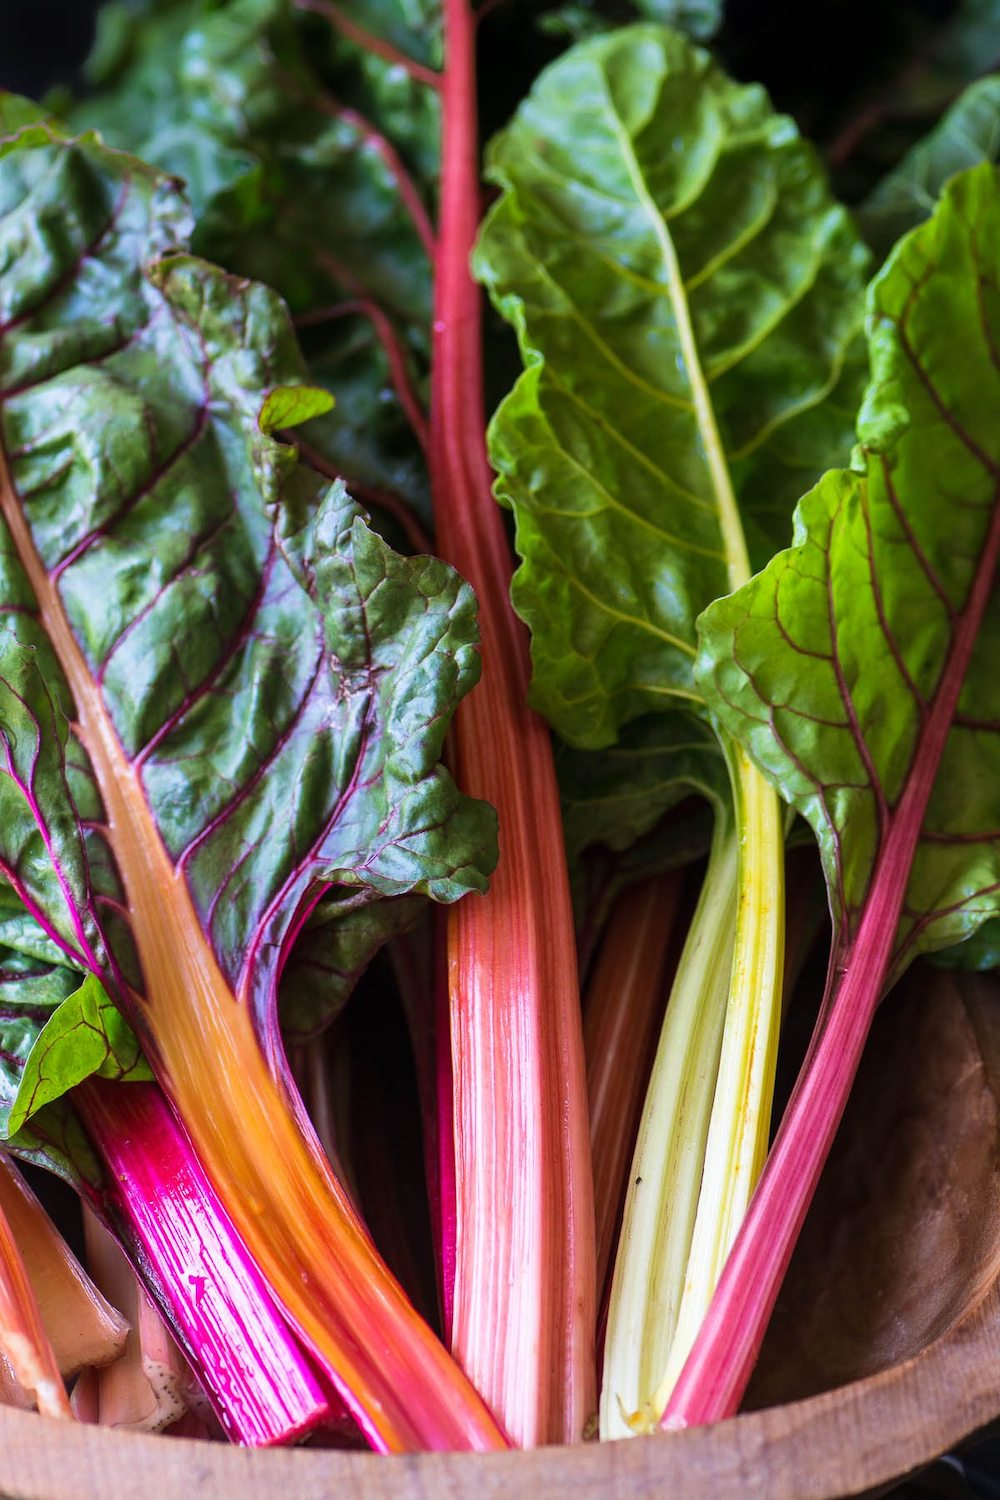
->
[[429, 0, 595, 1447]]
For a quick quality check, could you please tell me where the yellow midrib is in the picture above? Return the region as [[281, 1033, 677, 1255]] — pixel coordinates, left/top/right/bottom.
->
[[609, 112, 752, 595]]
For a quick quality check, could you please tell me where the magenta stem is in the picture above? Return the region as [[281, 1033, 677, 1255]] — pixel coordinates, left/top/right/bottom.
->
[[663, 486, 1000, 1427], [80, 1081, 330, 1447]]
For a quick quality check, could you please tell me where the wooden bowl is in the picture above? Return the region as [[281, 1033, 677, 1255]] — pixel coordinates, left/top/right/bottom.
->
[[0, 1294, 998, 1500], [3, 967, 999, 1500]]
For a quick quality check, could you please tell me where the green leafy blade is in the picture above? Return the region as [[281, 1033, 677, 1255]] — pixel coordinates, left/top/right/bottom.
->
[[557, 713, 724, 862], [696, 162, 1000, 978], [0, 112, 495, 1184], [279, 893, 423, 1040], [69, 0, 438, 531], [859, 75, 1000, 258], [474, 26, 868, 1437], [7, 973, 151, 1138], [474, 24, 870, 757]]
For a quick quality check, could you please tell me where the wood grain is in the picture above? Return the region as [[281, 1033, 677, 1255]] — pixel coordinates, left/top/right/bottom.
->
[[0, 1277, 996, 1500], [748, 969, 1000, 1407]]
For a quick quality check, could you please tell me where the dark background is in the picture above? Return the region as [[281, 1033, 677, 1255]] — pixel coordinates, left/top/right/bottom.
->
[[1, 0, 999, 1493]]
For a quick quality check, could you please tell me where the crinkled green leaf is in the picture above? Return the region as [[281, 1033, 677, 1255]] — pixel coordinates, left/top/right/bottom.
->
[[69, 0, 437, 531], [474, 25, 868, 871], [6, 974, 151, 1139], [475, 26, 870, 761], [859, 75, 1000, 258], [696, 164, 1000, 974], [0, 116, 494, 1175]]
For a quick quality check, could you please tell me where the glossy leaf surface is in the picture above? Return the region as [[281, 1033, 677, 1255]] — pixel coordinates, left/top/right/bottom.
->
[[0, 110, 494, 1156], [0, 109, 502, 1452]]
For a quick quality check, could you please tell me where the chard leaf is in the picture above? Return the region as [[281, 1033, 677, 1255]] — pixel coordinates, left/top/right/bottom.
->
[[7, 974, 151, 1138], [696, 163, 1000, 976], [0, 929, 106, 1188], [0, 117, 494, 1147], [70, 0, 437, 531], [474, 25, 870, 760], [7, 1100, 102, 1190], [859, 75, 1000, 258], [0, 950, 82, 1127]]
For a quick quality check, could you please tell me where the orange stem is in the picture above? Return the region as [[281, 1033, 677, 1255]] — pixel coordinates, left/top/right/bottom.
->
[[0, 1181, 72, 1420], [0, 441, 507, 1455]]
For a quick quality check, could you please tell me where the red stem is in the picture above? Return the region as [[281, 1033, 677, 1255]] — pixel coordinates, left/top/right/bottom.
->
[[295, 0, 442, 91], [79, 1082, 331, 1446], [663, 488, 1000, 1427], [295, 297, 429, 453], [433, 911, 457, 1342], [430, 0, 595, 1446], [584, 873, 680, 1303]]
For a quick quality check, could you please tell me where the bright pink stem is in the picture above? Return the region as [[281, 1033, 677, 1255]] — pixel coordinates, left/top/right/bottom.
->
[[663, 488, 1000, 1427], [80, 1081, 330, 1447]]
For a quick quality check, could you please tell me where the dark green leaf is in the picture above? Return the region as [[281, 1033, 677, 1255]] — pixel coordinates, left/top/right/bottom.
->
[[0, 116, 494, 1178], [69, 0, 437, 531], [931, 916, 1000, 973], [0, 925, 104, 1189], [280, 892, 423, 1039], [859, 75, 1000, 258], [557, 713, 724, 861]]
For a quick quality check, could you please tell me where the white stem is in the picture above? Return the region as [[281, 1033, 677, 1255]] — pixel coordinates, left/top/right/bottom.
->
[[652, 748, 785, 1412], [600, 822, 737, 1439]]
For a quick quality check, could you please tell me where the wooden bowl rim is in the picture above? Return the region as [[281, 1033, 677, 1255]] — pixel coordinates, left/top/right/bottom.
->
[[1, 1279, 998, 1500]]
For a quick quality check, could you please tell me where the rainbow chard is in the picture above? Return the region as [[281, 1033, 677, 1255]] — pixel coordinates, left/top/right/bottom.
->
[[0, 112, 505, 1450], [71, 0, 598, 1444], [671, 162, 1000, 1425], [472, 24, 869, 1436]]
